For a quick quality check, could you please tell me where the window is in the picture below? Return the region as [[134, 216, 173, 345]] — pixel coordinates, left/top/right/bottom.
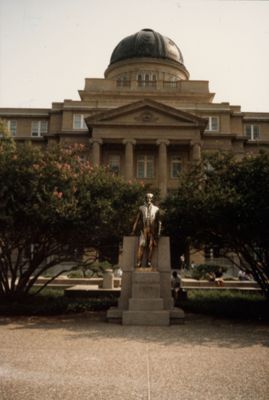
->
[[109, 155, 120, 174], [116, 75, 130, 87], [137, 72, 157, 88], [7, 120, 17, 136], [31, 121, 48, 137], [137, 155, 154, 179], [171, 156, 182, 178], [245, 124, 260, 141], [205, 116, 219, 132], [73, 114, 87, 130]]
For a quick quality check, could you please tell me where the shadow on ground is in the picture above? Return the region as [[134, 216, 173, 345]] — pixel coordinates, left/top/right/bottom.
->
[[1, 312, 269, 349]]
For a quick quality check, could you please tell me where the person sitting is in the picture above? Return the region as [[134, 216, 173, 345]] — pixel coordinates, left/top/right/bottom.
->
[[214, 267, 224, 286], [238, 270, 250, 281], [206, 271, 216, 282], [171, 270, 182, 305], [206, 268, 224, 286]]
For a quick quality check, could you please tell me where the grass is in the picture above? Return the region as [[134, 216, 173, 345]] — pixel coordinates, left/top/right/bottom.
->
[[0, 288, 117, 316], [0, 287, 268, 321], [180, 290, 269, 322]]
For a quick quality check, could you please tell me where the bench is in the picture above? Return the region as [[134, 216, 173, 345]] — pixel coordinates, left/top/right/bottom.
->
[[181, 279, 261, 293]]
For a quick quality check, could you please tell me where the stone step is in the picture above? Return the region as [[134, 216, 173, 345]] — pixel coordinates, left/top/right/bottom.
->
[[170, 308, 185, 324], [132, 283, 160, 298], [129, 298, 164, 311], [106, 307, 122, 324], [122, 310, 170, 326]]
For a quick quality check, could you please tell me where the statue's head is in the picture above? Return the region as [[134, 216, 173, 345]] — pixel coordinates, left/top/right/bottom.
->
[[145, 193, 154, 205]]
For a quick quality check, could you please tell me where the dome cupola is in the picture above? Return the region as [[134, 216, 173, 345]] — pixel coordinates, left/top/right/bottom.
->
[[109, 28, 185, 66], [105, 28, 189, 81]]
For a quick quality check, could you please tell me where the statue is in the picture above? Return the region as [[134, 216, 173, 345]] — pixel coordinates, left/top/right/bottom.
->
[[131, 193, 161, 268]]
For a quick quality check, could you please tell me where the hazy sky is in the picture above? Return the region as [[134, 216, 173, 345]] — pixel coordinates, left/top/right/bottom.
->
[[1, 0, 269, 112]]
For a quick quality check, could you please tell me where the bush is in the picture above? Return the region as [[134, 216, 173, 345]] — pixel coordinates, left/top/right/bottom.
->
[[180, 290, 269, 321], [1, 287, 268, 321], [191, 264, 227, 280], [0, 288, 117, 316], [67, 270, 85, 278], [91, 261, 113, 274], [67, 261, 113, 278]]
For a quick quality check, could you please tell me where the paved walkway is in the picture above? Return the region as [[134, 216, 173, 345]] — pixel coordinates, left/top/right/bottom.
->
[[0, 313, 268, 400]]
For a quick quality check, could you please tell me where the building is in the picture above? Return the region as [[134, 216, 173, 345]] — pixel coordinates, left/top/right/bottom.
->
[[1, 27, 269, 200], [1, 28, 269, 198]]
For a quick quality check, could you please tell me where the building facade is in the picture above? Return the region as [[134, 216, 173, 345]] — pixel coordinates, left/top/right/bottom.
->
[[1, 28, 269, 200]]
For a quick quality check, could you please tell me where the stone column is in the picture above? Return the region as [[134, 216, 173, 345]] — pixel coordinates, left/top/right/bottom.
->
[[90, 138, 103, 166], [192, 142, 201, 163], [157, 139, 169, 198], [123, 139, 136, 180]]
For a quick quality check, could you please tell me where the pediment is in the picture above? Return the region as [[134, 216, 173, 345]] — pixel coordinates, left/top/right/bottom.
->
[[85, 99, 207, 128]]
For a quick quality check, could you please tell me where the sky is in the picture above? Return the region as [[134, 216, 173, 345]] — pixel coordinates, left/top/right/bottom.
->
[[0, 0, 269, 112]]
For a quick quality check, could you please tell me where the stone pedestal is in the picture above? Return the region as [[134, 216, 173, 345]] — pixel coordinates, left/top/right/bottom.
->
[[107, 236, 185, 325], [122, 271, 170, 326]]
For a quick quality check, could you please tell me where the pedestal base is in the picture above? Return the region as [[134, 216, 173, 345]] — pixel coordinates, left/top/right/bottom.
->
[[107, 236, 185, 326], [122, 310, 170, 326]]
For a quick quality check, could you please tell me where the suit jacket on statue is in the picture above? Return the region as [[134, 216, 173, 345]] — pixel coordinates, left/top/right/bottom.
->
[[133, 203, 161, 239]]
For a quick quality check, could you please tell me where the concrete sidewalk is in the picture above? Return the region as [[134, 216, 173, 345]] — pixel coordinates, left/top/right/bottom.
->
[[0, 313, 268, 400]]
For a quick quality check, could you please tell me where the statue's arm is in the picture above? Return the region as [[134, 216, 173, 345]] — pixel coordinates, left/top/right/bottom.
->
[[156, 209, 162, 237], [131, 211, 141, 235]]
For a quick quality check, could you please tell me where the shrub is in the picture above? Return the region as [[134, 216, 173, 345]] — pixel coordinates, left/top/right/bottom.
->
[[180, 290, 269, 321], [67, 270, 85, 278], [67, 261, 114, 279], [0, 288, 117, 316], [191, 264, 227, 280]]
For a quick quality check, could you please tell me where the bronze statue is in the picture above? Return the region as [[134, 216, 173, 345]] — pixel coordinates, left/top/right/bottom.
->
[[131, 193, 161, 268]]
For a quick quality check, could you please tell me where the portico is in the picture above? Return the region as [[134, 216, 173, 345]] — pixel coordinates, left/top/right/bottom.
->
[[86, 99, 205, 197]]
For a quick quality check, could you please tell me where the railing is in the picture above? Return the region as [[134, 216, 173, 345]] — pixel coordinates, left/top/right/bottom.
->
[[137, 80, 157, 88], [115, 80, 181, 90], [116, 80, 131, 88], [163, 81, 179, 89]]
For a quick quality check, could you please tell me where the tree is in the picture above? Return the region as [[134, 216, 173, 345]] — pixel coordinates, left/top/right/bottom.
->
[[0, 131, 144, 299], [163, 151, 269, 297], [0, 119, 16, 152]]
